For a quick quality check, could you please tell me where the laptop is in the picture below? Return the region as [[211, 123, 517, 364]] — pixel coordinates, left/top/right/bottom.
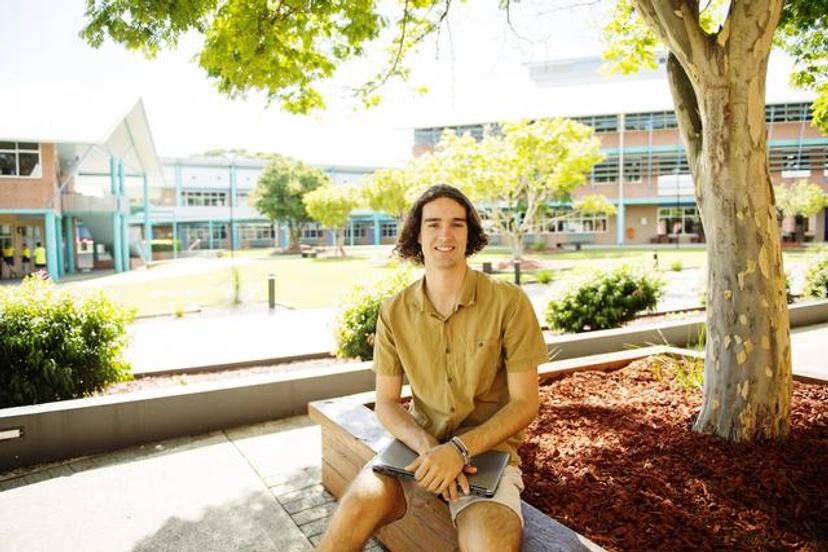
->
[[371, 438, 510, 497]]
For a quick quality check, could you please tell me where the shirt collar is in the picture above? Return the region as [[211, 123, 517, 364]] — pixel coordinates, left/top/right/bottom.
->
[[413, 268, 479, 313]]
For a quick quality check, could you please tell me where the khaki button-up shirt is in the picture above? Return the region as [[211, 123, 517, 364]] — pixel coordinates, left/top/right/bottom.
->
[[373, 269, 548, 463]]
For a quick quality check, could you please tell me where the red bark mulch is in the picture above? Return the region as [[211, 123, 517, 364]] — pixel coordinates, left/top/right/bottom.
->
[[519, 358, 828, 552]]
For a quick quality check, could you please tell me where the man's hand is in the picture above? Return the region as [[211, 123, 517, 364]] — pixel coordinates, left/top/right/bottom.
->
[[404, 443, 478, 501]]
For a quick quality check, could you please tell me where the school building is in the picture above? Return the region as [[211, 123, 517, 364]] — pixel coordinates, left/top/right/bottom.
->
[[2, 55, 826, 280], [0, 83, 390, 282], [411, 55, 828, 248]]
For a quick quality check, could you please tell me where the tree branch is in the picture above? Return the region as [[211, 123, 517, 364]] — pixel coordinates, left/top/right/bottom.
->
[[665, 53, 702, 177]]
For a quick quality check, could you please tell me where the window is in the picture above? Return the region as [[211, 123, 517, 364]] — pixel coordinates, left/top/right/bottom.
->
[[765, 103, 812, 123], [769, 146, 811, 176], [656, 152, 691, 176], [591, 156, 644, 184], [182, 190, 228, 206], [344, 225, 367, 239], [572, 114, 618, 133], [625, 111, 679, 131], [592, 158, 619, 184], [0, 142, 41, 177], [181, 225, 226, 247], [302, 223, 322, 239], [544, 212, 609, 233], [239, 224, 274, 240], [657, 207, 701, 235], [380, 221, 398, 238]]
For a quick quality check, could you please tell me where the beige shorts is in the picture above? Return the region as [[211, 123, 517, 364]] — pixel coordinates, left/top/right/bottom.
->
[[397, 464, 525, 527]]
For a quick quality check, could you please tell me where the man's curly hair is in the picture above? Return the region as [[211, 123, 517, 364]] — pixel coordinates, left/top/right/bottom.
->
[[393, 184, 489, 265]]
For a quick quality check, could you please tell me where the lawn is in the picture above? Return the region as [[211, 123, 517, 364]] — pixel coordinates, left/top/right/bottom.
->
[[57, 244, 819, 317]]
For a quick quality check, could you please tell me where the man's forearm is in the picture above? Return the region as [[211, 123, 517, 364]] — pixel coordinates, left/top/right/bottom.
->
[[374, 398, 439, 455], [454, 396, 538, 458]]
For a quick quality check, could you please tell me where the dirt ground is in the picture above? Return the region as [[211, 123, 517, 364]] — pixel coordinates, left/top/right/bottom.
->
[[519, 357, 828, 551]]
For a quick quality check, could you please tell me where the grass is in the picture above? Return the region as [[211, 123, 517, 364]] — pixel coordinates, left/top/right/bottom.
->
[[55, 244, 818, 317]]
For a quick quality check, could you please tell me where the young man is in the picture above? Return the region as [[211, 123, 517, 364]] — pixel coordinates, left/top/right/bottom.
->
[[317, 184, 548, 552], [33, 242, 46, 271], [2, 241, 16, 279], [21, 243, 31, 277]]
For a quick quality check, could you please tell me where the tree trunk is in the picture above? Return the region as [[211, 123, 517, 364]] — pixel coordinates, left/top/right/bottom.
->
[[692, 79, 792, 441], [639, 0, 791, 442]]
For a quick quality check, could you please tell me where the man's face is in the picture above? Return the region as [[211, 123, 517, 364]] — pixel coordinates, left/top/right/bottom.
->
[[418, 196, 469, 269]]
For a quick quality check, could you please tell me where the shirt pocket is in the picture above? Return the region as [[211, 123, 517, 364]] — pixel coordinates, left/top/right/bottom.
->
[[465, 336, 502, 396]]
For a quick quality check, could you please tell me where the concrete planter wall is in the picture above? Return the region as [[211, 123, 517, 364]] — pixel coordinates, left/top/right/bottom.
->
[[2, 300, 827, 472]]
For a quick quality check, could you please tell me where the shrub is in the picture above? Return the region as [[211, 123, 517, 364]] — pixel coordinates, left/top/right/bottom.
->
[[0, 277, 135, 408], [803, 255, 828, 298], [334, 266, 416, 361], [151, 239, 181, 252], [545, 265, 664, 333], [535, 269, 554, 284]]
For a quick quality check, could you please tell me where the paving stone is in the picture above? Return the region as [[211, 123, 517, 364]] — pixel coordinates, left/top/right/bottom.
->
[[266, 468, 317, 494], [279, 492, 331, 515], [290, 501, 338, 526], [298, 516, 329, 539]]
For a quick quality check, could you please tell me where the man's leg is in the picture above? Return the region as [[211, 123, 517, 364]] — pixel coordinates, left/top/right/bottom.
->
[[456, 502, 522, 552], [317, 467, 407, 552]]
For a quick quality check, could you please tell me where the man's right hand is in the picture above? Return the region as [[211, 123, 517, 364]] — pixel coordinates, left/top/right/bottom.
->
[[405, 443, 477, 500]]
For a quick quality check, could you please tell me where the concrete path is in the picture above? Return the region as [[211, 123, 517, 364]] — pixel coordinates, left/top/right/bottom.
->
[[0, 416, 383, 552]]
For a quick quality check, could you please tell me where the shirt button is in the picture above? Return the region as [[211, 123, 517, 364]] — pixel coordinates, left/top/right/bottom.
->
[[445, 347, 450, 354], [450, 407, 456, 413], [447, 376, 453, 383]]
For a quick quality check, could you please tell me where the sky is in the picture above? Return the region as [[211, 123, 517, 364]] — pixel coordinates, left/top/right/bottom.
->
[[0, 0, 608, 167]]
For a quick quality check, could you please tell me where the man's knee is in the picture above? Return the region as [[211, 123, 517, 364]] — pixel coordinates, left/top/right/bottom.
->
[[337, 469, 407, 526], [456, 502, 522, 552]]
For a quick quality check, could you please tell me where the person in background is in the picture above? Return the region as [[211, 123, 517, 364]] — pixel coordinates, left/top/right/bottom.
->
[[33, 242, 47, 272], [317, 184, 548, 552], [3, 241, 17, 279], [21, 243, 31, 277]]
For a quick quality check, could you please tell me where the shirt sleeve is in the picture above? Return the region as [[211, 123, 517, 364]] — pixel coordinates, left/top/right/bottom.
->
[[503, 287, 549, 373], [372, 302, 404, 376]]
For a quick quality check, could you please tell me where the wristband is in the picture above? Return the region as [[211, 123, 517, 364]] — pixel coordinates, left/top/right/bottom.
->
[[450, 436, 471, 465]]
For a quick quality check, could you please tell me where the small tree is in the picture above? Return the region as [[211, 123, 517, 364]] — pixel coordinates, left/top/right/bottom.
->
[[361, 168, 417, 223], [304, 184, 360, 256], [774, 179, 828, 242], [253, 155, 330, 251]]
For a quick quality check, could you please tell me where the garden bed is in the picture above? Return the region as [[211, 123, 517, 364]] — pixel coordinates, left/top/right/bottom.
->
[[521, 356, 828, 551]]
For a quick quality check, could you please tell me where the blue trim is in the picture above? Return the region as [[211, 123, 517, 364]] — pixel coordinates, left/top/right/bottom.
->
[[64, 216, 75, 274], [44, 211, 58, 281]]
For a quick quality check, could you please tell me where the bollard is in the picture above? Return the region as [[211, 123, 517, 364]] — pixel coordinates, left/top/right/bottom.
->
[[513, 260, 521, 286], [268, 273, 276, 310]]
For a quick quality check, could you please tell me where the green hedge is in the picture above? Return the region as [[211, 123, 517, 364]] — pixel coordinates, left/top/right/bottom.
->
[[0, 277, 135, 408], [803, 254, 828, 299], [334, 267, 415, 361], [545, 265, 664, 333]]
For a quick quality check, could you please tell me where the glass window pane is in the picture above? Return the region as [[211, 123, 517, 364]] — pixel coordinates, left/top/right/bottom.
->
[[0, 152, 16, 175], [18, 153, 40, 177]]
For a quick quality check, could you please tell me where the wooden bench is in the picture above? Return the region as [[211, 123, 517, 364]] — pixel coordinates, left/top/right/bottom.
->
[[555, 233, 595, 251], [308, 392, 605, 552]]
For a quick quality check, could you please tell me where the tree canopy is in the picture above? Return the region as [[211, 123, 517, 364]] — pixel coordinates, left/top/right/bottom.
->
[[81, 0, 828, 124], [774, 179, 828, 219], [361, 168, 418, 223], [304, 184, 360, 256]]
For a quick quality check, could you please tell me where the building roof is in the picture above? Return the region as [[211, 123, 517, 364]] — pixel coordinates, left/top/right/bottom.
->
[[409, 54, 815, 129], [0, 81, 164, 186]]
